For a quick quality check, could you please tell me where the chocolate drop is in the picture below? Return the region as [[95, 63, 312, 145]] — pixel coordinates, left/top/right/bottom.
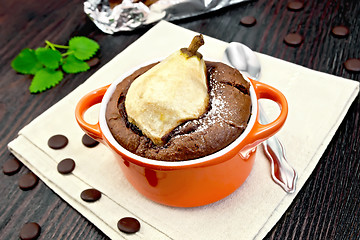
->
[[287, 1, 304, 11], [240, 16, 257, 27], [117, 217, 141, 234], [3, 158, 22, 175], [18, 172, 38, 190], [87, 57, 100, 67], [344, 58, 360, 73], [57, 158, 76, 174], [48, 134, 68, 149], [331, 25, 350, 38], [284, 33, 303, 46], [19, 222, 41, 240], [80, 188, 102, 202], [82, 134, 99, 148]]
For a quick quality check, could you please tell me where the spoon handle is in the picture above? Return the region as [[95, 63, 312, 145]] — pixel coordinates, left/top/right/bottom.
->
[[223, 41, 297, 193], [259, 104, 297, 193]]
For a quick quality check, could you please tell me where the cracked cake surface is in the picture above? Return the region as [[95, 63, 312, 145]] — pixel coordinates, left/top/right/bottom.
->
[[106, 61, 251, 161]]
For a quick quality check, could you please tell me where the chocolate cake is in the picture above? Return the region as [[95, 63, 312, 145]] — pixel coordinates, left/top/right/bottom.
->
[[106, 61, 252, 161]]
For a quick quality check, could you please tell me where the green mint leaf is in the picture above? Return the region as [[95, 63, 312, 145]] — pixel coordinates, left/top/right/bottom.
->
[[11, 48, 43, 74], [35, 47, 62, 69], [68, 36, 99, 60], [62, 55, 90, 73], [29, 68, 63, 93]]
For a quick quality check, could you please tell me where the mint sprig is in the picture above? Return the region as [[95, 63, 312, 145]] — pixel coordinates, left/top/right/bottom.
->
[[30, 69, 63, 93], [62, 55, 90, 73], [69, 37, 100, 60], [11, 49, 43, 75], [11, 37, 100, 93], [35, 48, 62, 69]]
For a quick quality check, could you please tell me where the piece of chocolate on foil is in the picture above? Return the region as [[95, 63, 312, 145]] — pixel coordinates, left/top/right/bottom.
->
[[84, 0, 248, 33]]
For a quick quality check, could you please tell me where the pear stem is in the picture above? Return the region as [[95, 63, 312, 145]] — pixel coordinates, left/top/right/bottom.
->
[[181, 34, 204, 58], [187, 34, 204, 55]]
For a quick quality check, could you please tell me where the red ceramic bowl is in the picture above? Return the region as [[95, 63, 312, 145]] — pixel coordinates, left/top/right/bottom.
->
[[75, 60, 288, 207]]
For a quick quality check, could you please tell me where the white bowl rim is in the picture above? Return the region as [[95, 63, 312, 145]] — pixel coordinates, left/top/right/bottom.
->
[[98, 58, 258, 167]]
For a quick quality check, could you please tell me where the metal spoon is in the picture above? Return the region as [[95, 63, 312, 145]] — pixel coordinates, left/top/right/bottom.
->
[[223, 42, 297, 193]]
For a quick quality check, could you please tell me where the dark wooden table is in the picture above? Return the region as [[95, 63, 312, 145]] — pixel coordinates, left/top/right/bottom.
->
[[1, 0, 359, 239]]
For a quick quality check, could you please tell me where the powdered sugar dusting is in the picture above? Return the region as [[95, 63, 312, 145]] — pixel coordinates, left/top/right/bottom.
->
[[190, 69, 241, 133]]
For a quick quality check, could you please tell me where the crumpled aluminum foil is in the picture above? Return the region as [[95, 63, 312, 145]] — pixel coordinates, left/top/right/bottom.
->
[[84, 0, 248, 34]]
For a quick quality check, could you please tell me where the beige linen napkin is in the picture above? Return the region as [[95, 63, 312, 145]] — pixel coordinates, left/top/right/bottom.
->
[[8, 21, 359, 240]]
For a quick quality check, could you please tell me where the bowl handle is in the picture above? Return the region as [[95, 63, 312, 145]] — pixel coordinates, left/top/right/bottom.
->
[[240, 80, 288, 157], [75, 85, 110, 142]]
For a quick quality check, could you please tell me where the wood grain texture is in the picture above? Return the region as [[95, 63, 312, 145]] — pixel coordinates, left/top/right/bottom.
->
[[0, 0, 359, 239]]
